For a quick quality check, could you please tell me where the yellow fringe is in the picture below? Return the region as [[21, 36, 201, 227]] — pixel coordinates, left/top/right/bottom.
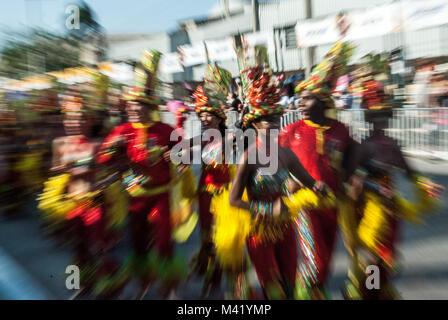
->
[[38, 174, 128, 231], [211, 187, 251, 271], [170, 166, 198, 243], [337, 196, 359, 248], [210, 186, 337, 270], [38, 174, 74, 221], [282, 188, 336, 215], [14, 151, 45, 188], [396, 174, 440, 223], [357, 192, 391, 253], [357, 175, 441, 254], [180, 167, 196, 200]]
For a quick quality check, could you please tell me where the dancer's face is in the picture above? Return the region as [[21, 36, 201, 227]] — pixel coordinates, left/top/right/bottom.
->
[[298, 90, 326, 120], [200, 112, 220, 130], [126, 101, 148, 123]]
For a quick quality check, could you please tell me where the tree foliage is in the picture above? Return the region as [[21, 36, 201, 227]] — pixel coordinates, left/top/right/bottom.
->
[[66, 0, 102, 39], [0, 29, 81, 80], [0, 1, 104, 80]]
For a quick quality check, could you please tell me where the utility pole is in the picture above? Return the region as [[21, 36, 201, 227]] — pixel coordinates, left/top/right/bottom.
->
[[305, 0, 314, 76], [252, 0, 260, 32], [223, 0, 231, 18]]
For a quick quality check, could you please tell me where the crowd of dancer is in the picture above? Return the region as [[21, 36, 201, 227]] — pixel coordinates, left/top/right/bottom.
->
[[0, 38, 443, 300]]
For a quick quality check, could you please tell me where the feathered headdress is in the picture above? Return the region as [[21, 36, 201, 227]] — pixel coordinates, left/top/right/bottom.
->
[[242, 46, 283, 127], [193, 63, 231, 120], [295, 41, 354, 108], [124, 49, 161, 106]]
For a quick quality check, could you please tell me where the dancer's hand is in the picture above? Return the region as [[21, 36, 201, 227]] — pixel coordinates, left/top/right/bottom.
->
[[347, 175, 364, 201], [272, 197, 288, 219], [313, 181, 330, 197], [286, 178, 302, 194]]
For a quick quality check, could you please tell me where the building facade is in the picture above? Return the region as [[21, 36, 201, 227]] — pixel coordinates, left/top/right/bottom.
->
[[105, 0, 448, 83]]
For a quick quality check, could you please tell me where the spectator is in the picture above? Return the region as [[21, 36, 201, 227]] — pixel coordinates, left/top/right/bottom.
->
[[278, 88, 290, 109], [227, 93, 242, 112], [334, 74, 353, 109], [279, 83, 296, 110]]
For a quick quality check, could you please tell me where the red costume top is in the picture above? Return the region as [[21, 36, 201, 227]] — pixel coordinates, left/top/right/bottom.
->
[[97, 122, 175, 194], [279, 119, 351, 192]]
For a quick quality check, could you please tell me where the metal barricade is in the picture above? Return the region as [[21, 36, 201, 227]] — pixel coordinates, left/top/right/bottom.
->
[[163, 108, 448, 153], [281, 108, 448, 153]]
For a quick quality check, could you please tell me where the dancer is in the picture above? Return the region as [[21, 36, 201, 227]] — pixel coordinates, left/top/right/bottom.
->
[[96, 50, 186, 299], [226, 51, 330, 299], [342, 79, 442, 299], [279, 40, 355, 299], [176, 63, 233, 297], [38, 87, 128, 298]]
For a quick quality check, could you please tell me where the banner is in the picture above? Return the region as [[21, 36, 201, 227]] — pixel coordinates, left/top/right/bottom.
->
[[346, 3, 400, 40], [244, 31, 275, 52], [294, 0, 448, 47], [295, 16, 339, 47], [401, 0, 448, 31], [160, 52, 184, 74], [178, 43, 207, 67], [205, 38, 236, 62]]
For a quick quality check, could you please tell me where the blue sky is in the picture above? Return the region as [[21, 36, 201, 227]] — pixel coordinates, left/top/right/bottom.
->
[[0, 0, 217, 36]]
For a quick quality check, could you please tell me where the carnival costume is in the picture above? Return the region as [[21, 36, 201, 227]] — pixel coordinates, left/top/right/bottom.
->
[[279, 40, 354, 299], [38, 94, 130, 297], [211, 47, 336, 299], [186, 63, 234, 296], [96, 50, 188, 295], [340, 80, 441, 300]]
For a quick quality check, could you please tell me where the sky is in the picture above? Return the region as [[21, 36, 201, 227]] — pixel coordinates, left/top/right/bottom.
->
[[0, 0, 219, 37]]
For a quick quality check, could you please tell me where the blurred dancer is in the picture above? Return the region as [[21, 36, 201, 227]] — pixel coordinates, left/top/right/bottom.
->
[[179, 64, 232, 297], [38, 87, 128, 298], [96, 50, 186, 299], [342, 80, 442, 299], [279, 41, 355, 299], [227, 53, 329, 300]]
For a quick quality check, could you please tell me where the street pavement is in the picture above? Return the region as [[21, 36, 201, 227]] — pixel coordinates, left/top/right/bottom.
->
[[0, 159, 447, 300]]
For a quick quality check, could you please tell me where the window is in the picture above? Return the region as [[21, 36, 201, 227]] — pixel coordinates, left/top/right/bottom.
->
[[284, 25, 297, 49]]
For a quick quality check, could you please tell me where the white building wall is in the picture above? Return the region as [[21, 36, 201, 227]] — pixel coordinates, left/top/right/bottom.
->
[[185, 5, 253, 81], [261, 0, 448, 71], [106, 0, 448, 82], [311, 0, 387, 17], [107, 33, 175, 82], [107, 33, 171, 61], [259, 0, 305, 72], [187, 10, 253, 42], [259, 0, 306, 31]]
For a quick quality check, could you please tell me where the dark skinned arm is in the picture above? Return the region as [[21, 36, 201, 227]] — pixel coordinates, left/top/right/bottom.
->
[[283, 147, 316, 190], [228, 149, 251, 211]]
